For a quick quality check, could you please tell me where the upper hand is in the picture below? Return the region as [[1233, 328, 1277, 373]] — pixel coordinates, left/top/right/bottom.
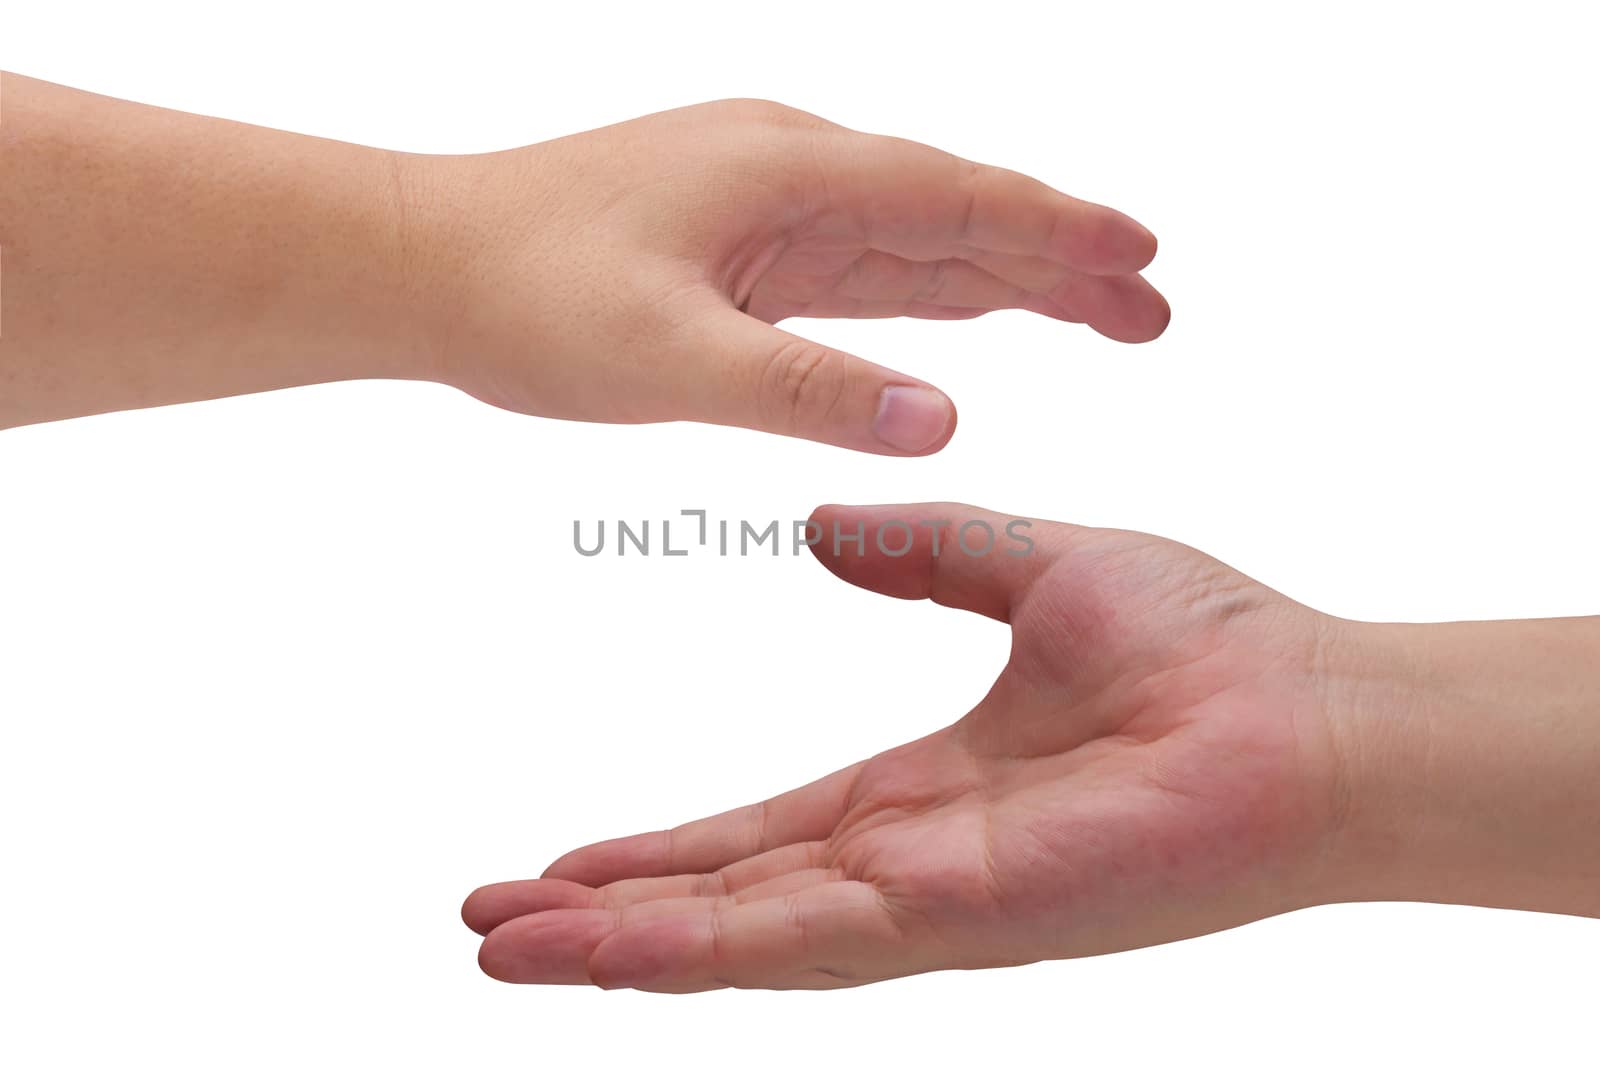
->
[[405, 102, 1169, 454]]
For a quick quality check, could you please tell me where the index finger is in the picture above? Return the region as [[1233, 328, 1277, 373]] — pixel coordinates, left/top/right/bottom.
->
[[822, 131, 1158, 274], [584, 879, 911, 992], [540, 762, 864, 885]]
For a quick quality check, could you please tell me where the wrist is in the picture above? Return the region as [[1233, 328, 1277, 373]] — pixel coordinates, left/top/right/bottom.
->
[[375, 148, 470, 389], [382, 145, 559, 404], [1318, 615, 1600, 915], [297, 143, 447, 387]]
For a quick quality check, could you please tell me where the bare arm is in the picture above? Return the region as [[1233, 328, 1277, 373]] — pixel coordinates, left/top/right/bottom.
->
[[0, 74, 1167, 444], [1327, 615, 1600, 916], [0, 73, 428, 427], [462, 504, 1599, 991]]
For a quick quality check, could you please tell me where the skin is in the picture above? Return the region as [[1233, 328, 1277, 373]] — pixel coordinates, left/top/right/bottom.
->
[[5, 76, 1595, 992], [0, 74, 1168, 447], [463, 503, 1600, 992]]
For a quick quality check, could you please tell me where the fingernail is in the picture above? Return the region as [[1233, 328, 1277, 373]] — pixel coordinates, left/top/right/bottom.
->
[[873, 386, 951, 453]]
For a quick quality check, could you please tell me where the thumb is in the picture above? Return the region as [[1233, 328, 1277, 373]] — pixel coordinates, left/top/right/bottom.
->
[[679, 307, 957, 455], [806, 502, 1068, 623]]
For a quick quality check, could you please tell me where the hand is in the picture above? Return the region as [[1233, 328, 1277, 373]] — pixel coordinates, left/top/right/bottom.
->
[[407, 101, 1169, 454], [462, 502, 1360, 990], [2, 81, 1164, 436]]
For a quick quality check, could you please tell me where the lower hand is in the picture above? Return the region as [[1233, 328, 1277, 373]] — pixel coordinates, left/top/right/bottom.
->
[[462, 503, 1600, 991]]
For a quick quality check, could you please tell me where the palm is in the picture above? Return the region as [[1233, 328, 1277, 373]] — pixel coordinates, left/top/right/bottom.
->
[[732, 203, 1162, 345], [463, 505, 1343, 991], [667, 107, 1167, 342]]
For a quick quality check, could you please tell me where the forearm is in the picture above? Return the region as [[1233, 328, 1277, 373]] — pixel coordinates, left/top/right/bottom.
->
[[0, 73, 437, 429], [1329, 615, 1600, 915]]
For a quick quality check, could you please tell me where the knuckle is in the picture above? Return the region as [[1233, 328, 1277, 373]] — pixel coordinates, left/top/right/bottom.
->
[[953, 158, 984, 246], [784, 893, 810, 952], [749, 799, 773, 853], [913, 259, 953, 305], [700, 97, 817, 128], [760, 339, 849, 432]]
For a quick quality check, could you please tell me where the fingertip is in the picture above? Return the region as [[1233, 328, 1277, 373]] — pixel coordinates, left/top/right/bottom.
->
[[804, 506, 838, 572], [804, 501, 877, 559], [1125, 289, 1173, 344], [1146, 288, 1172, 340], [477, 920, 534, 983], [801, 501, 944, 600], [1093, 289, 1171, 344], [461, 886, 492, 935], [462, 879, 595, 936], [806, 502, 838, 531], [541, 830, 666, 885], [538, 853, 578, 882], [937, 395, 959, 450], [1105, 212, 1158, 274], [539, 841, 611, 883], [1123, 221, 1159, 273], [1075, 209, 1158, 275], [1077, 272, 1170, 344], [479, 909, 619, 985], [871, 385, 956, 455]]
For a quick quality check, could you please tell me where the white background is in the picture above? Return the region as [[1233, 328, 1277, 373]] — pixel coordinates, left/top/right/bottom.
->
[[3, 1, 1597, 1063]]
